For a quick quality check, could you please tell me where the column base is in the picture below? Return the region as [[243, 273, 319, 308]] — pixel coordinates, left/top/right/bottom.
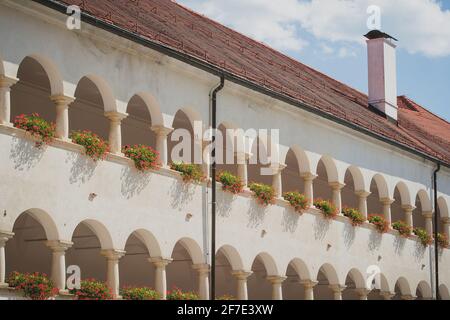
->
[[0, 282, 9, 288]]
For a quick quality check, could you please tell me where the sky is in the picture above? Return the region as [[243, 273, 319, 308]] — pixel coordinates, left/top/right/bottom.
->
[[177, 0, 450, 121]]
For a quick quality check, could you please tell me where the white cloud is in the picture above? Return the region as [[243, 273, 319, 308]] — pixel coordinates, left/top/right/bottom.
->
[[177, 0, 450, 58]]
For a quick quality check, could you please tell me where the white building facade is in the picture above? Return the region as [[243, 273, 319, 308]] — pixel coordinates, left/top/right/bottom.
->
[[0, 0, 449, 300]]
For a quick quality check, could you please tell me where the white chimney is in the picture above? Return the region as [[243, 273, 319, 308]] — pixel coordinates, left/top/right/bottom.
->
[[365, 30, 398, 121]]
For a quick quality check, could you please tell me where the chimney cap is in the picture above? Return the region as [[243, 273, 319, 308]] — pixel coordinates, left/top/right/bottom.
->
[[364, 30, 398, 41]]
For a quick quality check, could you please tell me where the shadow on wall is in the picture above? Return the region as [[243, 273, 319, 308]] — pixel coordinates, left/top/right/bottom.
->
[[368, 230, 382, 251], [169, 179, 195, 210], [216, 191, 234, 218], [393, 236, 407, 255], [413, 241, 427, 262], [66, 151, 98, 185], [10, 137, 45, 171], [281, 208, 300, 234], [120, 166, 152, 199], [313, 215, 331, 240], [343, 223, 356, 248], [246, 201, 267, 228]]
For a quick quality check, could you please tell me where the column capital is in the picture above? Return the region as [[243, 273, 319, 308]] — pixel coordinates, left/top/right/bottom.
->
[[266, 275, 287, 284], [104, 111, 128, 122], [231, 270, 253, 280], [355, 288, 371, 298], [0, 75, 18, 88], [402, 204, 416, 212], [299, 279, 318, 289], [50, 94, 75, 106], [441, 217, 450, 224], [0, 230, 14, 246], [234, 151, 252, 160], [380, 291, 396, 300], [269, 163, 287, 175], [151, 125, 174, 136], [355, 190, 371, 198], [329, 284, 346, 293], [300, 172, 318, 181], [380, 197, 395, 205], [45, 240, 73, 252], [329, 182, 345, 190], [192, 263, 210, 274], [148, 256, 173, 267], [422, 211, 433, 219], [101, 249, 126, 260]]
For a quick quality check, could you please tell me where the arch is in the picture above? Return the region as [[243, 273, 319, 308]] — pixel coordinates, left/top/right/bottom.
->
[[316, 263, 340, 285], [253, 252, 279, 276], [394, 181, 412, 206], [371, 174, 389, 199], [71, 219, 114, 250], [416, 281, 432, 299], [379, 273, 391, 293], [171, 237, 204, 265], [217, 245, 244, 271], [129, 92, 164, 126], [0, 52, 5, 76], [286, 258, 311, 281], [346, 268, 367, 289], [171, 107, 202, 130], [13, 208, 60, 241], [281, 145, 311, 174], [395, 277, 412, 296], [439, 284, 450, 300], [316, 155, 339, 182], [128, 229, 162, 258], [416, 190, 432, 213], [17, 54, 64, 95], [345, 166, 366, 192], [75, 74, 117, 112], [438, 197, 449, 218]]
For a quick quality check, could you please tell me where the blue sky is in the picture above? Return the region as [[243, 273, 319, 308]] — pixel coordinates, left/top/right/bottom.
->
[[178, 0, 450, 121]]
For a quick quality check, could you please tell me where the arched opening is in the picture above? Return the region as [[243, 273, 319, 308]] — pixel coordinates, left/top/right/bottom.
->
[[168, 110, 196, 165], [282, 149, 304, 195], [247, 253, 277, 300], [121, 95, 156, 148], [342, 269, 365, 300], [11, 56, 55, 124], [393, 277, 412, 300], [282, 259, 310, 300], [392, 183, 410, 224], [66, 220, 113, 282], [314, 264, 339, 300], [416, 281, 432, 300], [216, 124, 238, 177], [247, 137, 272, 186], [5, 210, 56, 276], [313, 159, 333, 202], [215, 248, 236, 299], [69, 76, 110, 140], [341, 168, 361, 210], [439, 284, 450, 300], [413, 191, 431, 231], [367, 175, 387, 216], [438, 197, 449, 235]]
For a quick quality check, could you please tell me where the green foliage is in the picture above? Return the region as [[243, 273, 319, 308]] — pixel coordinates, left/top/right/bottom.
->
[[249, 182, 276, 206], [342, 207, 365, 226], [170, 162, 205, 183], [120, 287, 160, 300], [413, 228, 433, 247], [123, 144, 160, 171], [313, 199, 338, 219], [7, 271, 58, 300], [70, 130, 110, 161], [392, 220, 412, 237], [69, 279, 113, 300], [368, 214, 389, 234], [217, 171, 244, 194], [14, 113, 55, 147], [283, 191, 309, 213], [166, 287, 200, 300]]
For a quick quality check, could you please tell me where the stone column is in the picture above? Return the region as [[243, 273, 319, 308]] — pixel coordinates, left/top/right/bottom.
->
[[235, 152, 251, 187], [301, 173, 317, 208], [193, 264, 210, 300], [267, 276, 286, 300], [442, 218, 450, 239], [271, 164, 287, 198], [0, 76, 18, 126], [46, 240, 73, 293], [151, 125, 174, 168], [231, 270, 252, 300], [381, 198, 395, 225], [0, 231, 14, 288], [50, 95, 75, 140], [104, 111, 128, 155], [355, 191, 371, 219], [329, 182, 345, 214], [402, 205, 415, 234], [423, 212, 433, 236], [101, 249, 125, 298], [329, 284, 346, 300], [355, 288, 371, 300], [149, 257, 172, 300], [300, 280, 318, 300], [380, 291, 395, 300]]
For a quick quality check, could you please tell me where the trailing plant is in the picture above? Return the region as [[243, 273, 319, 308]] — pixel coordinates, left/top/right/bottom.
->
[[437, 233, 449, 248], [283, 191, 309, 213], [313, 199, 338, 219], [70, 130, 110, 161], [170, 162, 205, 183], [249, 182, 276, 206], [217, 171, 244, 194], [413, 228, 433, 247], [368, 214, 389, 234], [392, 221, 412, 238], [14, 113, 56, 147], [342, 207, 365, 226], [120, 287, 160, 300], [7, 271, 58, 300], [166, 287, 200, 300], [69, 279, 113, 300], [122, 144, 160, 171]]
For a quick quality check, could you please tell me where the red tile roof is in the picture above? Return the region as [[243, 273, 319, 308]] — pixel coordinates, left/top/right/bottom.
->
[[50, 0, 450, 164]]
